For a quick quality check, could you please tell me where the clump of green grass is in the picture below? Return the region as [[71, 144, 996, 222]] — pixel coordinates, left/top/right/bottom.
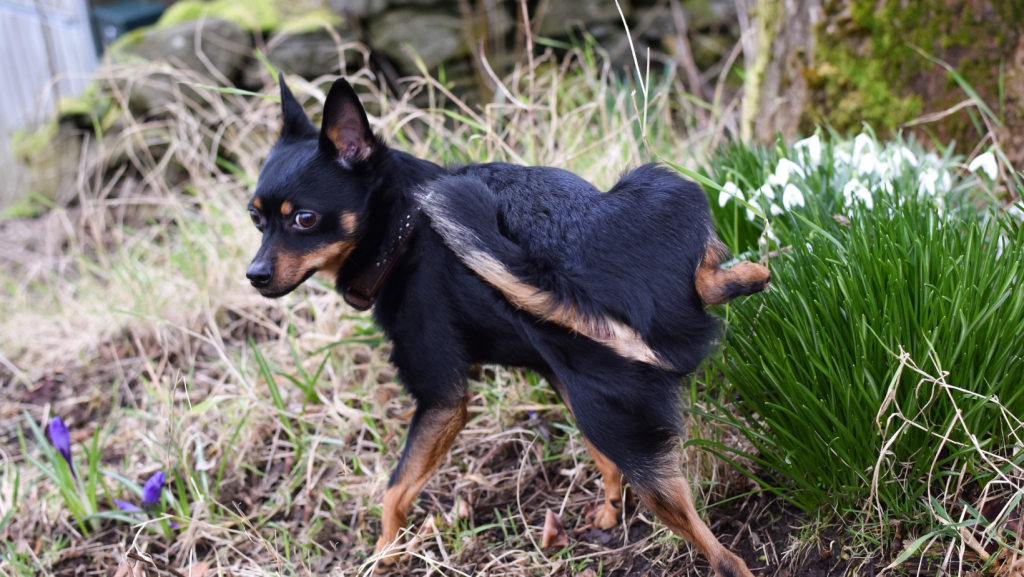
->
[[699, 129, 1024, 563]]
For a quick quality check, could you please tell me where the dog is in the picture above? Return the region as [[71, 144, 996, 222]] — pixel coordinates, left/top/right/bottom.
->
[[246, 75, 771, 577]]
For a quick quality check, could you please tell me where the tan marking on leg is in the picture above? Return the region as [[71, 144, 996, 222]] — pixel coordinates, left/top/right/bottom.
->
[[375, 397, 470, 565], [634, 459, 755, 577], [548, 376, 630, 530], [695, 238, 771, 306], [341, 211, 358, 236], [280, 201, 293, 216], [586, 439, 629, 530], [252, 198, 262, 210]]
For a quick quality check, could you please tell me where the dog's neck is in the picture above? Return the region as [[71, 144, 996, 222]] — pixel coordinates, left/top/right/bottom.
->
[[336, 149, 444, 309]]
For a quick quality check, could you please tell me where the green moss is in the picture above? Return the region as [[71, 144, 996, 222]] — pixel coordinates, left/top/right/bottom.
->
[[805, 0, 1021, 141]]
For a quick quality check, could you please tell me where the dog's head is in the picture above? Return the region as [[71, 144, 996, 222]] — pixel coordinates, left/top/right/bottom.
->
[[246, 76, 382, 298]]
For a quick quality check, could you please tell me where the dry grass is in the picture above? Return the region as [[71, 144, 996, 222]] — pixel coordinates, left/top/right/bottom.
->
[[0, 35, 771, 576]]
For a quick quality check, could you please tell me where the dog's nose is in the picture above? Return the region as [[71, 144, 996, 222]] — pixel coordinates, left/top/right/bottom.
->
[[246, 261, 272, 288]]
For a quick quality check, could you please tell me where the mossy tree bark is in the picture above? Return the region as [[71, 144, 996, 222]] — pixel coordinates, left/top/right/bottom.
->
[[745, 0, 1024, 165]]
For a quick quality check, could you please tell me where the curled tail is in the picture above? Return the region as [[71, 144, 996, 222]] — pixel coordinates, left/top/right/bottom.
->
[[695, 234, 772, 305], [416, 176, 667, 368]]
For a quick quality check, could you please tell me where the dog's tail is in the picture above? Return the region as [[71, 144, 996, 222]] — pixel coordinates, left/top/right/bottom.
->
[[695, 233, 771, 305], [417, 176, 668, 368]]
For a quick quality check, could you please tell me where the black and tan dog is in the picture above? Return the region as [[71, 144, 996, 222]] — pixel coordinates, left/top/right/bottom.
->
[[246, 76, 770, 577]]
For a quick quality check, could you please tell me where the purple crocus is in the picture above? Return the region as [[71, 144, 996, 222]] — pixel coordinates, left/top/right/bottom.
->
[[141, 471, 165, 508], [48, 417, 74, 475], [114, 499, 142, 513]]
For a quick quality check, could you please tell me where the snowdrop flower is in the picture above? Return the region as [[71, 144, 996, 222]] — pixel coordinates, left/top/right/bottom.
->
[[996, 235, 1009, 260], [919, 168, 939, 196], [968, 152, 998, 180], [782, 184, 805, 210], [878, 180, 894, 195], [899, 147, 918, 167], [718, 181, 743, 207], [843, 179, 873, 209], [770, 203, 785, 215], [1008, 205, 1023, 221], [939, 171, 952, 193], [757, 183, 776, 200], [834, 149, 852, 166], [794, 135, 822, 166], [768, 158, 806, 186]]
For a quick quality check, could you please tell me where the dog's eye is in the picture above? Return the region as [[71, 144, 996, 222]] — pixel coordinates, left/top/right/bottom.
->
[[294, 212, 318, 229], [249, 209, 263, 228]]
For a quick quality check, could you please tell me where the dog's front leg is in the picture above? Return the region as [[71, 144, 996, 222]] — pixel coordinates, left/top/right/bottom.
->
[[374, 396, 469, 566]]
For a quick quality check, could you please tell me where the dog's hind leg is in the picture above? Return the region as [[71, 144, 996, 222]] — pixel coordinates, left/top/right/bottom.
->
[[374, 396, 469, 565], [631, 459, 754, 577], [547, 375, 631, 529]]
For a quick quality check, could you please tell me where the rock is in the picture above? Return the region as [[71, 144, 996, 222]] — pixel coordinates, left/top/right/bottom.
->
[[115, 18, 252, 112], [369, 9, 465, 74], [242, 27, 360, 86], [120, 18, 251, 79], [537, 0, 631, 38], [330, 0, 388, 18]]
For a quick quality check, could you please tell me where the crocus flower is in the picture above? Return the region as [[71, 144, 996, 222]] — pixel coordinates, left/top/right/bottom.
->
[[142, 471, 166, 508], [114, 499, 143, 513], [48, 417, 74, 475], [968, 152, 998, 180]]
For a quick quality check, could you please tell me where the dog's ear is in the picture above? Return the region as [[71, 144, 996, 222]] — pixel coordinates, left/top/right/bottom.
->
[[319, 78, 374, 166], [279, 74, 318, 141]]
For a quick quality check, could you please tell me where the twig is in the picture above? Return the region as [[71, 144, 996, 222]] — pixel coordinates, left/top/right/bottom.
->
[[126, 552, 186, 577]]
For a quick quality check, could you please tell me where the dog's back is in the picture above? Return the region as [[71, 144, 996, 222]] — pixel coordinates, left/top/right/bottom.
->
[[420, 162, 766, 375]]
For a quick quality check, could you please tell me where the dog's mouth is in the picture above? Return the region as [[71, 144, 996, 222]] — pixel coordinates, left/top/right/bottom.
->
[[257, 268, 318, 299]]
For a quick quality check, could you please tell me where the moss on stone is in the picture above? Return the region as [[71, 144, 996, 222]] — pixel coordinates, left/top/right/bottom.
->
[[804, 0, 1021, 145]]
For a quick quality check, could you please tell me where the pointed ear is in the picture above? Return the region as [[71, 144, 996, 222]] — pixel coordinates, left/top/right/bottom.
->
[[279, 73, 317, 141], [319, 78, 375, 165]]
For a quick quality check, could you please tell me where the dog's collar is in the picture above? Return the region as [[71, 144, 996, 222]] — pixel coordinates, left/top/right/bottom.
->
[[343, 204, 422, 311]]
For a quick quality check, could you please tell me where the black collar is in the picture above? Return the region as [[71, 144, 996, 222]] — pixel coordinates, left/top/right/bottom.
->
[[343, 204, 421, 311]]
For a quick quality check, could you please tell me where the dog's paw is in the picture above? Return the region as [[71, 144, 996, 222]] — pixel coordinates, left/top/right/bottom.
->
[[373, 537, 402, 571], [593, 503, 620, 530]]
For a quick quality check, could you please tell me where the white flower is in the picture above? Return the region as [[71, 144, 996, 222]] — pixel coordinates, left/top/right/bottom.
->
[[899, 147, 918, 167], [939, 171, 952, 192], [834, 149, 852, 166], [718, 181, 743, 207], [996, 235, 1009, 260], [1008, 205, 1023, 221], [794, 135, 822, 166], [843, 178, 873, 209], [768, 158, 806, 186], [968, 152, 998, 180], [878, 180, 894, 195], [857, 152, 877, 176], [782, 184, 805, 210], [853, 134, 875, 158], [770, 203, 785, 215], [754, 183, 776, 200], [919, 168, 939, 196]]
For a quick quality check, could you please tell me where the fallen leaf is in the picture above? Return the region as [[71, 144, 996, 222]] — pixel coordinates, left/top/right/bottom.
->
[[182, 562, 209, 577], [576, 569, 598, 577], [542, 509, 569, 549], [833, 214, 851, 226]]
